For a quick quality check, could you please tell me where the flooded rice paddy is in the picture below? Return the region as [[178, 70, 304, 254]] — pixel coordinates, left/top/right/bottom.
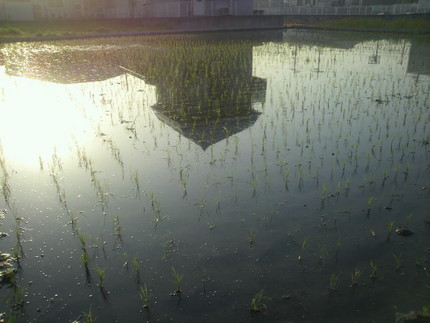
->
[[0, 29, 429, 322]]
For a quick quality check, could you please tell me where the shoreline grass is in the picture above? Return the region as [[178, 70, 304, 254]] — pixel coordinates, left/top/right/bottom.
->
[[0, 19, 173, 38]]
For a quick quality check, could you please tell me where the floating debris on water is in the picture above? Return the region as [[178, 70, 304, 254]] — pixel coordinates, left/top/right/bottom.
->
[[0, 252, 17, 286], [396, 309, 430, 323], [395, 228, 414, 236]]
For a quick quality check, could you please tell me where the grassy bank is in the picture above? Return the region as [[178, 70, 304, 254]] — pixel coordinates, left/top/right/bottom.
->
[[0, 19, 173, 37], [317, 17, 430, 30], [0, 16, 429, 39]]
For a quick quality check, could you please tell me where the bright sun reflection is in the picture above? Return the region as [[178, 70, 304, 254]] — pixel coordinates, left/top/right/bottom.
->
[[0, 67, 97, 167]]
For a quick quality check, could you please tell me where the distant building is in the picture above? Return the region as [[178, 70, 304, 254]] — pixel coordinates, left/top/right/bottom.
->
[[0, 0, 33, 20], [142, 0, 254, 17], [281, 0, 421, 6], [0, 0, 111, 20], [0, 0, 254, 20], [255, 0, 429, 14]]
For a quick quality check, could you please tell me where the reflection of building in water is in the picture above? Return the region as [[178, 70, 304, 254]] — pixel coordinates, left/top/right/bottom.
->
[[281, 29, 430, 79], [407, 41, 430, 77], [274, 30, 418, 76], [252, 34, 424, 116], [283, 29, 360, 49], [1, 33, 270, 150], [121, 40, 267, 150]]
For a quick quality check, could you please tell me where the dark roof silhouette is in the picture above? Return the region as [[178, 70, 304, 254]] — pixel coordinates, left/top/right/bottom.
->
[[153, 106, 261, 150]]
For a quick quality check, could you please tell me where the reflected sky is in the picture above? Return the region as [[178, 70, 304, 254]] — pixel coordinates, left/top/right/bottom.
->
[[0, 67, 156, 168], [0, 68, 94, 166]]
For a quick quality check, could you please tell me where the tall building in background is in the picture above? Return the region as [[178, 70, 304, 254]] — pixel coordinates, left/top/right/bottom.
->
[[142, 0, 254, 17]]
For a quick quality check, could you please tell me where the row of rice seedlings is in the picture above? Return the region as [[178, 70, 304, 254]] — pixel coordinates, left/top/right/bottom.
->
[[0, 142, 12, 208], [57, 35, 426, 220], [52, 36, 430, 321]]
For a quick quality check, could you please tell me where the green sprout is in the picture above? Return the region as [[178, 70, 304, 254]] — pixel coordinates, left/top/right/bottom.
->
[[329, 272, 342, 291], [370, 260, 378, 279], [350, 267, 361, 286], [171, 266, 183, 295], [95, 266, 105, 288], [84, 305, 96, 323], [139, 284, 153, 308], [250, 289, 267, 313]]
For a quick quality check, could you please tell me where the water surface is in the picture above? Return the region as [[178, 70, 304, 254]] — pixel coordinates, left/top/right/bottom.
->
[[0, 30, 429, 322]]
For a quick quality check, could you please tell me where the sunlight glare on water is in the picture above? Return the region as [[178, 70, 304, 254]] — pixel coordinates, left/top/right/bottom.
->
[[0, 68, 106, 168]]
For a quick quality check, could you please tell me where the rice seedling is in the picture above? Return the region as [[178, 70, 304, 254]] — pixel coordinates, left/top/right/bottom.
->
[[131, 170, 140, 198], [4, 314, 15, 323], [122, 252, 129, 269], [392, 252, 403, 270], [95, 266, 105, 288], [425, 216, 430, 227], [1, 176, 11, 207], [301, 237, 309, 250], [370, 260, 378, 279], [250, 289, 267, 313], [113, 215, 122, 238], [151, 211, 167, 230], [321, 184, 327, 200], [10, 285, 25, 310], [132, 257, 140, 274], [38, 156, 44, 171], [367, 197, 374, 211], [77, 230, 87, 251], [250, 177, 258, 199], [13, 223, 23, 257], [83, 305, 96, 323], [335, 181, 341, 196], [415, 257, 429, 274], [248, 229, 256, 245], [284, 168, 290, 182], [386, 221, 395, 241], [329, 272, 342, 291], [139, 284, 153, 308], [350, 268, 361, 287], [170, 266, 183, 295], [406, 212, 413, 224], [344, 178, 350, 196], [81, 249, 90, 283]]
